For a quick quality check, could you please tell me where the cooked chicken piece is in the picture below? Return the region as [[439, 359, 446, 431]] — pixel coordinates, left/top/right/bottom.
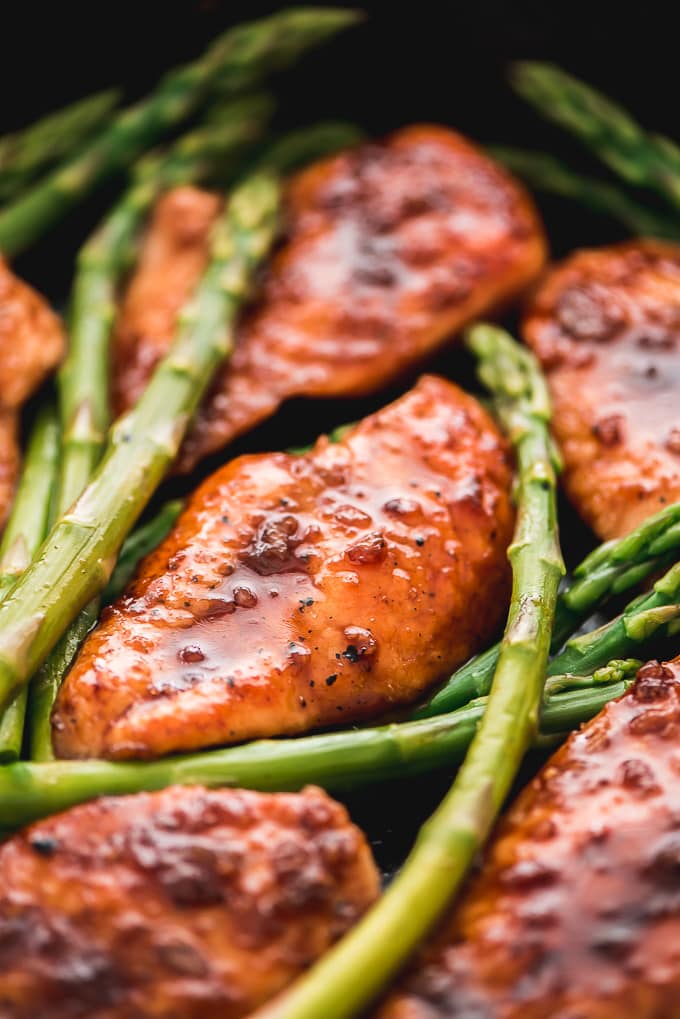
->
[[0, 256, 65, 527], [113, 124, 546, 472], [0, 783, 379, 1019], [376, 657, 680, 1019], [52, 375, 514, 760], [111, 186, 222, 414], [0, 412, 19, 534], [523, 240, 680, 540]]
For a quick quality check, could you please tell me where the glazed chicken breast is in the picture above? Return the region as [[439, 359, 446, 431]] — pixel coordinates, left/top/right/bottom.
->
[[52, 375, 514, 760], [523, 240, 680, 540], [0, 256, 64, 527], [113, 124, 546, 472], [376, 658, 680, 1019], [0, 784, 379, 1019]]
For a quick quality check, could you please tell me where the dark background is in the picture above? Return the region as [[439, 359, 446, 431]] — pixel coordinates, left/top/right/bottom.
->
[[2, 0, 675, 872], [2, 0, 676, 271]]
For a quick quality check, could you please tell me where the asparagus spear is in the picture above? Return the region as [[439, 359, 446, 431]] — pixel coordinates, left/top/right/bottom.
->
[[0, 7, 358, 256], [414, 499, 680, 719], [551, 561, 680, 677], [490, 145, 680, 241], [260, 121, 363, 172], [0, 90, 121, 202], [542, 657, 641, 699], [250, 324, 563, 1019], [0, 672, 635, 830], [510, 61, 680, 213], [417, 578, 680, 720], [0, 405, 60, 762], [0, 169, 280, 715]]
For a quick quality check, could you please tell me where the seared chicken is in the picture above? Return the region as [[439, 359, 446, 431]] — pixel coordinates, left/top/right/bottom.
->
[[0, 784, 379, 1019], [376, 658, 680, 1019], [0, 256, 64, 527], [52, 375, 514, 760], [111, 186, 222, 414], [113, 124, 546, 471], [0, 413, 18, 535], [523, 241, 680, 540]]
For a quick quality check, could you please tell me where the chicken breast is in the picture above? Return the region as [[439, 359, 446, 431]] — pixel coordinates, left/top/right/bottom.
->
[[0, 413, 19, 535], [52, 375, 514, 760], [111, 186, 222, 415], [0, 784, 379, 1019], [0, 256, 65, 527], [376, 658, 680, 1019], [523, 241, 680, 540], [112, 124, 546, 472]]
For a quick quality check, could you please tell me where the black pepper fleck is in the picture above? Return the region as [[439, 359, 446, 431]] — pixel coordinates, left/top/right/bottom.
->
[[29, 835, 59, 857], [341, 645, 360, 664]]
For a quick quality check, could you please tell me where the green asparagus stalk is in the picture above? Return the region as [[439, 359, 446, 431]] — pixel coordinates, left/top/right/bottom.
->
[[490, 146, 680, 241], [259, 121, 363, 173], [0, 90, 121, 203], [102, 500, 184, 604], [0, 672, 634, 830], [0, 7, 358, 256], [510, 62, 680, 213], [57, 94, 275, 517], [251, 324, 563, 1019], [27, 611, 99, 762], [0, 170, 280, 716], [133, 93, 276, 192], [417, 585, 680, 722], [542, 657, 641, 698], [550, 562, 680, 677], [414, 499, 680, 719], [0, 406, 60, 762]]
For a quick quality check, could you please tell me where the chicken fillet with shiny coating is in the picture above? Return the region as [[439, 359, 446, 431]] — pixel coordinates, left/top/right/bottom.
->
[[113, 124, 546, 471], [377, 657, 680, 1018], [52, 375, 514, 760], [0, 784, 379, 1019], [523, 240, 680, 539], [0, 256, 64, 527]]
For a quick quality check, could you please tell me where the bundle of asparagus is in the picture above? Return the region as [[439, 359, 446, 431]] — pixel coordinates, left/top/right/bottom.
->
[[416, 500, 680, 718]]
